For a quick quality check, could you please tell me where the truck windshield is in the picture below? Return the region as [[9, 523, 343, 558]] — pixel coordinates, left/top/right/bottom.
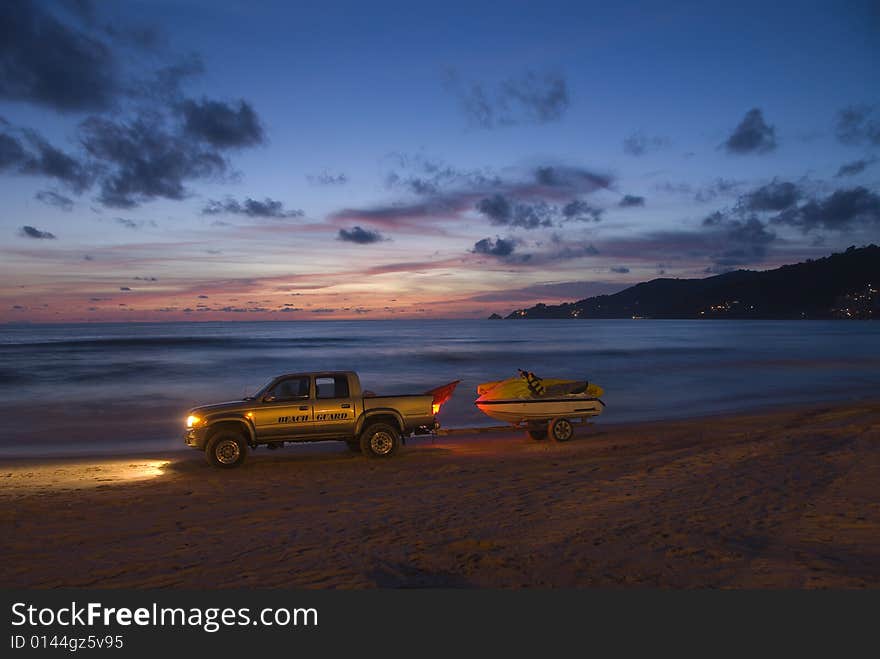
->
[[244, 378, 275, 400]]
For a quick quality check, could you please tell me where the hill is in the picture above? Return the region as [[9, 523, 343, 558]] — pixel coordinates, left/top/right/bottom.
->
[[504, 245, 880, 319]]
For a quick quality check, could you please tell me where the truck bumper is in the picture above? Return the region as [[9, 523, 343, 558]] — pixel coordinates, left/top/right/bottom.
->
[[184, 427, 209, 450]]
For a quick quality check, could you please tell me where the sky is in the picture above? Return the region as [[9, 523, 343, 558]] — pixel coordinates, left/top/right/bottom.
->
[[1, 0, 879, 322]]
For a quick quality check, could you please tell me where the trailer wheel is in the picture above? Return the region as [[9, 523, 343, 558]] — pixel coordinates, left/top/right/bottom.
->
[[360, 423, 400, 458], [527, 423, 547, 441], [549, 418, 574, 442], [205, 430, 248, 468]]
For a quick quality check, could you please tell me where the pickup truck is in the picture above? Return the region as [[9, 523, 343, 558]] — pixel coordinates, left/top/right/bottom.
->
[[184, 371, 459, 467]]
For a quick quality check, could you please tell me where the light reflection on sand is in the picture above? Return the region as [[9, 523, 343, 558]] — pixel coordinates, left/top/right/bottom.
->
[[0, 458, 171, 494]]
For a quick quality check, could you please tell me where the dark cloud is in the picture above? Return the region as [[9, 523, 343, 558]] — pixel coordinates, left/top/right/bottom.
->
[[533, 166, 612, 192], [771, 186, 880, 233], [180, 98, 264, 148], [472, 237, 517, 257], [81, 113, 230, 207], [618, 195, 645, 208], [0, 0, 118, 112], [448, 70, 569, 129], [475, 195, 554, 229], [703, 215, 776, 267], [835, 158, 876, 177], [119, 287, 131, 291], [834, 105, 880, 146], [202, 197, 303, 219], [35, 190, 74, 211], [307, 171, 348, 185], [475, 194, 512, 223], [563, 199, 603, 221], [0, 125, 94, 191], [610, 266, 630, 274], [19, 225, 56, 239], [740, 179, 801, 212], [622, 132, 669, 156], [724, 216, 776, 247], [0, 130, 26, 169], [337, 226, 385, 244], [723, 108, 777, 154], [0, 4, 266, 209]]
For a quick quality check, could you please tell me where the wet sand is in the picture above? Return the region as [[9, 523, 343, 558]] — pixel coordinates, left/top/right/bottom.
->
[[2, 400, 879, 588]]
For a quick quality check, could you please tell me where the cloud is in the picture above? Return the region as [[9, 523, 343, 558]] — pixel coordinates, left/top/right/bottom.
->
[[35, 190, 74, 211], [700, 214, 776, 266], [834, 105, 880, 146], [114, 217, 157, 229], [385, 155, 500, 196], [307, 171, 348, 185], [622, 132, 669, 156], [472, 236, 518, 257], [835, 158, 876, 177], [80, 113, 229, 207], [0, 0, 119, 112], [723, 108, 777, 154], [0, 5, 266, 209], [180, 98, 264, 148], [475, 195, 555, 229], [0, 125, 94, 191], [447, 70, 569, 129], [533, 166, 612, 192], [19, 225, 56, 239], [739, 179, 801, 212], [618, 195, 645, 208], [610, 266, 630, 273], [337, 226, 385, 244], [771, 186, 880, 233], [563, 199, 603, 220], [202, 196, 303, 219], [119, 286, 131, 291], [332, 162, 613, 231]]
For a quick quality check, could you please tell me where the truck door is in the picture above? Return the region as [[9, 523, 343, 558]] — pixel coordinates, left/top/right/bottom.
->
[[311, 374, 356, 438], [251, 375, 314, 439]]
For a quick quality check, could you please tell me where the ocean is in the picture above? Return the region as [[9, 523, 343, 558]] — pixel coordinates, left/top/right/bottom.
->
[[1, 319, 878, 456]]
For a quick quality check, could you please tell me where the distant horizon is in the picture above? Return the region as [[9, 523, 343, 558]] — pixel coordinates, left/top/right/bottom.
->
[[3, 243, 875, 324], [2, 1, 878, 323]]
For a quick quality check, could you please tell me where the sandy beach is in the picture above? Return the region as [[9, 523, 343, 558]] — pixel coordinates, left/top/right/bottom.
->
[[2, 400, 878, 589]]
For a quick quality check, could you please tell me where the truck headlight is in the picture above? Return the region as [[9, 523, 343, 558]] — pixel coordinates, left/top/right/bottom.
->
[[186, 415, 202, 428]]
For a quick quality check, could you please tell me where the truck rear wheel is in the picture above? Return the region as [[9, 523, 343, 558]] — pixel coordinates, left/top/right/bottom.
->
[[360, 422, 400, 458], [205, 430, 248, 468]]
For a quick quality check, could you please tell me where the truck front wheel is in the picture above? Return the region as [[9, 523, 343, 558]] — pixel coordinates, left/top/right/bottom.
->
[[205, 430, 248, 468], [359, 423, 400, 458]]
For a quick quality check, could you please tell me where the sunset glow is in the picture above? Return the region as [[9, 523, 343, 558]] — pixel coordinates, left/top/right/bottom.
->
[[2, 1, 878, 322]]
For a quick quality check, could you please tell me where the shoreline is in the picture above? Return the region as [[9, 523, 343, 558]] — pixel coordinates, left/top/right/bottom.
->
[[3, 393, 879, 462], [2, 398, 878, 588]]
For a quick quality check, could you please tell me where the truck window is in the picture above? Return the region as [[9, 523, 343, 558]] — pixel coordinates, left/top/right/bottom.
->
[[266, 376, 309, 401], [315, 376, 350, 399]]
